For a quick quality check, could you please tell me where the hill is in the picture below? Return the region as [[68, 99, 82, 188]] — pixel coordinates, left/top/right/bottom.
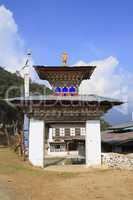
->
[[0, 67, 52, 127], [0, 67, 51, 98]]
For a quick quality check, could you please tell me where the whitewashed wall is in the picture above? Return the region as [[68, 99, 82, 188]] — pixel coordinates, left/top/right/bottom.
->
[[29, 119, 45, 167], [85, 120, 101, 166]]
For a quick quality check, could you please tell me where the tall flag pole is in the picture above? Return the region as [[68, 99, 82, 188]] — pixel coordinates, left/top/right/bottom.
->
[[23, 51, 32, 159]]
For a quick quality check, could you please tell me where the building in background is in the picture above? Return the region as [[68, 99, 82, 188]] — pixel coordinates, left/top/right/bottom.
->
[[48, 121, 133, 157], [47, 127, 86, 156], [102, 122, 133, 153]]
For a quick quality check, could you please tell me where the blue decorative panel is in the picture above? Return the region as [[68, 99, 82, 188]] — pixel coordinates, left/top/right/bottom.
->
[[69, 86, 76, 93], [62, 87, 68, 93], [55, 87, 61, 93]]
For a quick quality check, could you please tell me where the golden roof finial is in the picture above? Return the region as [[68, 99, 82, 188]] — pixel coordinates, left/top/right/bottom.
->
[[62, 52, 68, 66]]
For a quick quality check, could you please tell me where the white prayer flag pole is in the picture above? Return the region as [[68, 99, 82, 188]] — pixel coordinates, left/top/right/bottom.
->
[[22, 50, 32, 159]]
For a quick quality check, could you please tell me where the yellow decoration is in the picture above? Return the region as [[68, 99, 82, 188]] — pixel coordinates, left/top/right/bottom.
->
[[62, 52, 68, 65]]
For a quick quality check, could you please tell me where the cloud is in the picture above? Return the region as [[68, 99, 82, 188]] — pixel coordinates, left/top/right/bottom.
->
[[0, 5, 25, 72], [78, 56, 132, 99], [0, 5, 51, 87], [77, 56, 133, 115]]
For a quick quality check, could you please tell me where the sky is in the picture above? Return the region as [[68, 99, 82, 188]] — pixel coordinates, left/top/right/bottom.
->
[[0, 0, 133, 122], [0, 0, 133, 67]]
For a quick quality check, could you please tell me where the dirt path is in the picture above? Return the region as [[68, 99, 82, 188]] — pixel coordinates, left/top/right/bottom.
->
[[0, 148, 133, 200]]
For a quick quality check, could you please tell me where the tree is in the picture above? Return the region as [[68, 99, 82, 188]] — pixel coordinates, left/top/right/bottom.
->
[[0, 66, 52, 133], [101, 118, 110, 131]]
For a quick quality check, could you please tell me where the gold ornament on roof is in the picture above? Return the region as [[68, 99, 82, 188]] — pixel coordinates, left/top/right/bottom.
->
[[62, 52, 68, 65]]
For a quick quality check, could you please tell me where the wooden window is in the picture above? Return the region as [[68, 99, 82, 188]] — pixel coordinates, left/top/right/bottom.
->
[[70, 128, 75, 136], [52, 128, 56, 137], [60, 128, 65, 136], [80, 128, 86, 136]]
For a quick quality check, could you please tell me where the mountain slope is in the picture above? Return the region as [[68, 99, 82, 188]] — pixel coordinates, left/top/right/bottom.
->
[[0, 67, 51, 126], [0, 67, 52, 98]]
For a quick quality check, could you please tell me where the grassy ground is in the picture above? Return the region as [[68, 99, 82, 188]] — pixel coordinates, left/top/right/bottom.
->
[[0, 148, 133, 200]]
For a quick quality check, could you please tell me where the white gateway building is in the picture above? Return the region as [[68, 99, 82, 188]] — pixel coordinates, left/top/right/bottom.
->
[[8, 63, 122, 167]]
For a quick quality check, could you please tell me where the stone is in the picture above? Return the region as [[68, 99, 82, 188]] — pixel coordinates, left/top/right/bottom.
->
[[102, 153, 133, 170]]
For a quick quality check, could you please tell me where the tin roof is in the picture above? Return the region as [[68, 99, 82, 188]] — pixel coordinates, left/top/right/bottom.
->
[[101, 131, 133, 145], [108, 122, 133, 130], [6, 95, 123, 120], [7, 94, 123, 105], [65, 131, 133, 145]]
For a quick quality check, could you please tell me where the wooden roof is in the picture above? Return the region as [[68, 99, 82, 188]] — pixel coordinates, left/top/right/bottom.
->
[[34, 66, 96, 86]]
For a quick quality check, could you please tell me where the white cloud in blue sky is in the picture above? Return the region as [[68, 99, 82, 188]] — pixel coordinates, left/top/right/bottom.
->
[[0, 5, 25, 72], [79, 56, 133, 103]]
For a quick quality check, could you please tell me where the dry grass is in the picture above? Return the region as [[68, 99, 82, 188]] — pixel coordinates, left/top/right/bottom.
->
[[0, 148, 133, 200]]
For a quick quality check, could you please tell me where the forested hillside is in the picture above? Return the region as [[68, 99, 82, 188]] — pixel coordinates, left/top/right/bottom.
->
[[0, 67, 51, 127]]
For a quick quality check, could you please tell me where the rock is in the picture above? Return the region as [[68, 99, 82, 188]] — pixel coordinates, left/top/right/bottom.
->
[[101, 153, 133, 170]]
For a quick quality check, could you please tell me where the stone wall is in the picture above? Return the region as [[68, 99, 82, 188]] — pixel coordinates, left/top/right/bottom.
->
[[102, 153, 133, 170]]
